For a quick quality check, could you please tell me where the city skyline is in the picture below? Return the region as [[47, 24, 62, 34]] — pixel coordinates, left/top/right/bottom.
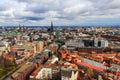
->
[[0, 0, 120, 26]]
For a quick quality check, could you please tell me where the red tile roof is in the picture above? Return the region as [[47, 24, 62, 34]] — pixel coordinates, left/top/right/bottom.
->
[[77, 62, 105, 72]]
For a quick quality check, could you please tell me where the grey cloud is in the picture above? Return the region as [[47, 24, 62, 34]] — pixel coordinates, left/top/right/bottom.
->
[[16, 0, 29, 3], [89, 0, 120, 10], [0, 7, 6, 11], [57, 16, 74, 20], [0, 0, 120, 26], [25, 0, 63, 14], [13, 0, 120, 23], [0, 5, 8, 11], [26, 4, 51, 13], [16, 0, 90, 20], [13, 12, 44, 21], [22, 16, 44, 21]]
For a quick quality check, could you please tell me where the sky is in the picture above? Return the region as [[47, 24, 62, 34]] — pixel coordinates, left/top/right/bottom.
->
[[0, 0, 120, 26]]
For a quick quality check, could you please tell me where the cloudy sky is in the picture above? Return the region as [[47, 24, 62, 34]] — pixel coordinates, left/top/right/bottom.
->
[[0, 0, 120, 26]]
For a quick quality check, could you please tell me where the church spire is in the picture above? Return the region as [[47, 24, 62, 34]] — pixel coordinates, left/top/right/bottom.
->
[[51, 21, 53, 33]]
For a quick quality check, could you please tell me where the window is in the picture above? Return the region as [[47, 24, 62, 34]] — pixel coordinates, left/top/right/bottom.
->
[[98, 41, 101, 47]]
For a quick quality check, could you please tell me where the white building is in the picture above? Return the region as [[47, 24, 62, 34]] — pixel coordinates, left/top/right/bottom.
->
[[36, 68, 52, 80], [66, 40, 84, 48], [0, 41, 10, 56], [94, 38, 108, 48], [61, 66, 78, 80]]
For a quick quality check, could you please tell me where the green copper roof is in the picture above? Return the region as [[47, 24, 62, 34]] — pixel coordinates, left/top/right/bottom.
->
[[17, 32, 21, 36]]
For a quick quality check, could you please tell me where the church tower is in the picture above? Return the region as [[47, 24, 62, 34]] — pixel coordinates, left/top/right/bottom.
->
[[51, 21, 54, 33]]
